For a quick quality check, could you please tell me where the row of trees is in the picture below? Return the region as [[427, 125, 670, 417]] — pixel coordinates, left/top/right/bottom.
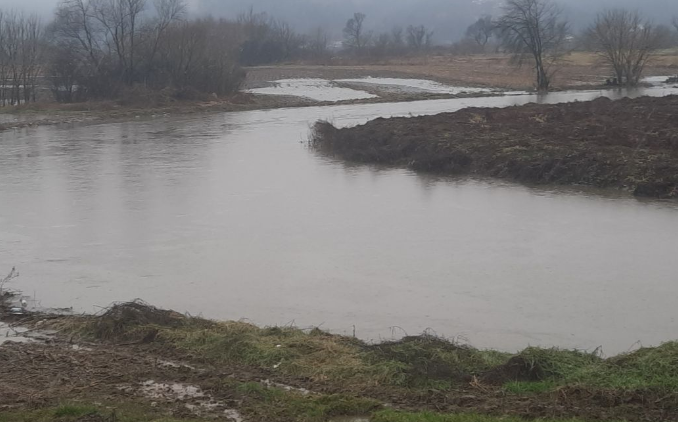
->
[[343, 13, 435, 56], [48, 0, 247, 102], [0, 11, 43, 106], [1, 0, 677, 104], [0, 1, 337, 105], [459, 0, 677, 90]]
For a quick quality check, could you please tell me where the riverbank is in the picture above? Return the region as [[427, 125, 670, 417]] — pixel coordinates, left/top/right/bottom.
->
[[4, 50, 677, 134], [0, 87, 508, 133], [2, 298, 678, 422], [312, 95, 678, 199]]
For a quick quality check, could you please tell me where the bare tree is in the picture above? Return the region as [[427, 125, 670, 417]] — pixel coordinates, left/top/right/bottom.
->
[[497, 0, 569, 91], [372, 32, 391, 56], [586, 10, 666, 86], [273, 20, 302, 60], [306, 26, 329, 58], [0, 11, 44, 106], [406, 25, 434, 51], [144, 0, 186, 81], [53, 0, 105, 70], [92, 0, 146, 84], [343, 13, 371, 53], [0, 267, 19, 296], [465, 16, 494, 49], [391, 26, 404, 50]]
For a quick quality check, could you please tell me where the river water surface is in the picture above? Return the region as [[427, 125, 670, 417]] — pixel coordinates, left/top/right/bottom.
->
[[2, 86, 678, 354]]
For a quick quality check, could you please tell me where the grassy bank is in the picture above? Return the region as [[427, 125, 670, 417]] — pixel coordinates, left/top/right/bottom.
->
[[2, 301, 676, 421], [311, 95, 678, 198]]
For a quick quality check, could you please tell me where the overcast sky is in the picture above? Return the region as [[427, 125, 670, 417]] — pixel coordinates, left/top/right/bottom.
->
[[4, 0, 678, 42]]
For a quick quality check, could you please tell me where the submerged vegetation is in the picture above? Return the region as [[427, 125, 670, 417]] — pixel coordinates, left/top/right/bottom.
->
[[1, 300, 672, 422], [312, 95, 678, 198]]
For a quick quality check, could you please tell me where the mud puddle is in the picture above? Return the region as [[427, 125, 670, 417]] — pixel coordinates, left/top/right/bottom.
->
[[138, 380, 243, 420]]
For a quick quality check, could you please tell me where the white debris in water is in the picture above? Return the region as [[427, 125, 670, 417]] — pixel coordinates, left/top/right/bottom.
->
[[139, 380, 243, 421], [247, 79, 378, 102], [642, 76, 676, 86], [335, 77, 495, 95]]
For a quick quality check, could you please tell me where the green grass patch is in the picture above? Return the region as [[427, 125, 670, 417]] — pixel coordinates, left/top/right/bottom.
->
[[236, 382, 381, 422], [372, 410, 623, 422], [53, 404, 99, 418], [497, 342, 678, 392], [563, 341, 678, 390], [514, 347, 601, 380], [55, 302, 678, 395], [366, 336, 510, 388]]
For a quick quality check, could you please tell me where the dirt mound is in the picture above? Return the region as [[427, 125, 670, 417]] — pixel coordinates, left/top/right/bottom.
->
[[312, 95, 678, 199], [91, 300, 192, 341], [366, 335, 493, 384], [481, 355, 545, 384], [481, 347, 601, 385]]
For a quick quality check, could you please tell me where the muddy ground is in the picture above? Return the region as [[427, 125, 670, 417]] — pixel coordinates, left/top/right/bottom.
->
[[1, 300, 678, 422], [312, 95, 678, 199]]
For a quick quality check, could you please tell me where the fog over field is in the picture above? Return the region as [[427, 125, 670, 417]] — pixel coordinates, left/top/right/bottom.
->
[[9, 0, 678, 42]]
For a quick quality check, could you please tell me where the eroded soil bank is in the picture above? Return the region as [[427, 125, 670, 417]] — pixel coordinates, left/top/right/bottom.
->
[[2, 300, 678, 422], [312, 95, 678, 198]]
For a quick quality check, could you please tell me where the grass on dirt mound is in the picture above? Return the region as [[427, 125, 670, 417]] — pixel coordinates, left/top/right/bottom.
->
[[311, 95, 678, 198], [52, 301, 678, 396]]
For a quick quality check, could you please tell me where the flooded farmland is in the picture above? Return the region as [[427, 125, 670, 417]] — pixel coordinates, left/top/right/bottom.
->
[[2, 84, 678, 354]]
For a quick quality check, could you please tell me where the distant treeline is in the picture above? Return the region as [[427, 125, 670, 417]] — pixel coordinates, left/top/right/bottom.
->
[[1, 0, 678, 105], [0, 1, 448, 106]]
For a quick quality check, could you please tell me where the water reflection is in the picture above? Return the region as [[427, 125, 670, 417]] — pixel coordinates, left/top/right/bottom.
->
[[1, 86, 678, 354]]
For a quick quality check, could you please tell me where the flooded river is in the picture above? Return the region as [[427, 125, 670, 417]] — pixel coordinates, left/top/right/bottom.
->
[[2, 85, 678, 354]]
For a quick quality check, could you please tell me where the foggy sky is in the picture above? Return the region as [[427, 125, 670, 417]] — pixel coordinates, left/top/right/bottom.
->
[[6, 0, 678, 42]]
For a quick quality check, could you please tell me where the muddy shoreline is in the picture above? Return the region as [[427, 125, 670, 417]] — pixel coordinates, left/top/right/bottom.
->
[[5, 54, 664, 133], [312, 95, 678, 199], [0, 88, 515, 133], [1, 296, 678, 422]]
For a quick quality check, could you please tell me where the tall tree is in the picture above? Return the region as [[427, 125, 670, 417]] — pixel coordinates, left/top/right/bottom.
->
[[343, 13, 370, 53], [586, 10, 666, 85], [465, 16, 494, 48], [497, 0, 569, 91], [406, 25, 434, 51]]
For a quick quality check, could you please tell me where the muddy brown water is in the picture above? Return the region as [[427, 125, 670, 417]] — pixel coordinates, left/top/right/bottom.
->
[[2, 86, 678, 354]]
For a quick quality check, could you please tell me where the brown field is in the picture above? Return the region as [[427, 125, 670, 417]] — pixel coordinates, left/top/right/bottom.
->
[[246, 51, 678, 90]]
